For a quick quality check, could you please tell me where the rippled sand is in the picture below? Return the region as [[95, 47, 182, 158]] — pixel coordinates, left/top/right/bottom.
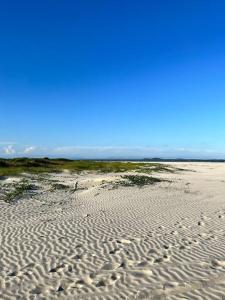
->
[[1, 163, 225, 299]]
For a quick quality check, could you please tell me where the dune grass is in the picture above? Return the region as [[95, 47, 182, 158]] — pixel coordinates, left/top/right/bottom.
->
[[0, 157, 176, 176], [120, 175, 164, 187], [50, 183, 70, 191], [3, 179, 35, 203]]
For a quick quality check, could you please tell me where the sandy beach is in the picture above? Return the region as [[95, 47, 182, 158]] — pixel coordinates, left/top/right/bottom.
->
[[1, 163, 225, 299]]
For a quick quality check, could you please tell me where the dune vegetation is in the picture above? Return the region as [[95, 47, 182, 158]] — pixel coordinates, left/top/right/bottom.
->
[[0, 158, 177, 176]]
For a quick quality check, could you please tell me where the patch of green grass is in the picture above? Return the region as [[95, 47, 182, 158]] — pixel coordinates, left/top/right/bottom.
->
[[136, 164, 175, 174], [0, 158, 63, 176], [3, 179, 35, 203], [50, 183, 70, 190], [118, 175, 164, 187], [64, 161, 150, 173]]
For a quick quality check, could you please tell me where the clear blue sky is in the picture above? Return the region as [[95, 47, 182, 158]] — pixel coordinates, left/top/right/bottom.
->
[[1, 0, 225, 158]]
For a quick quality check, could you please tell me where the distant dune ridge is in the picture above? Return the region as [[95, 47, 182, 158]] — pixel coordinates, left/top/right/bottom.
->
[[1, 162, 225, 299]]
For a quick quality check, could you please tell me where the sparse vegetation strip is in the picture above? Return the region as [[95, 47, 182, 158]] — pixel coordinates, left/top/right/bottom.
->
[[0, 158, 183, 176]]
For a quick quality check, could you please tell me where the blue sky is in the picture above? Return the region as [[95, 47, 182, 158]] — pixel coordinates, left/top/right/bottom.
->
[[1, 0, 225, 158]]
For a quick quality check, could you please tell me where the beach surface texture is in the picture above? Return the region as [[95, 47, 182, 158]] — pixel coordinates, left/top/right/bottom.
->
[[1, 163, 225, 299]]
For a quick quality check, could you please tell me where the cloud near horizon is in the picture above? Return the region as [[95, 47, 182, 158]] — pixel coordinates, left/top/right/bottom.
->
[[23, 146, 37, 154], [3, 145, 16, 155], [0, 145, 225, 159]]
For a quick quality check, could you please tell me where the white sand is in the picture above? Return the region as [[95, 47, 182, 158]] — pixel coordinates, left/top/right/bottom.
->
[[1, 163, 225, 299]]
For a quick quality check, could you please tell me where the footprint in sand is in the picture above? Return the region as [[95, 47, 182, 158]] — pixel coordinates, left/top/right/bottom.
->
[[109, 248, 120, 255], [31, 287, 42, 295], [56, 286, 64, 292], [211, 259, 225, 268], [19, 264, 37, 276], [163, 244, 172, 250], [74, 275, 93, 288], [98, 275, 119, 286], [198, 221, 205, 226], [154, 254, 171, 264], [101, 261, 120, 271], [73, 254, 83, 260], [163, 281, 180, 290], [110, 273, 119, 281], [7, 271, 19, 277], [117, 258, 135, 270], [171, 230, 178, 235], [148, 248, 158, 255], [96, 280, 107, 287], [201, 215, 211, 221], [130, 269, 153, 278], [116, 238, 132, 245], [31, 285, 50, 295], [7, 270, 25, 277], [49, 264, 65, 273], [136, 261, 152, 268]]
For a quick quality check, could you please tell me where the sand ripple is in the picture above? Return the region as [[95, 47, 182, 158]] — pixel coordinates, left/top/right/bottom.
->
[[1, 163, 225, 299]]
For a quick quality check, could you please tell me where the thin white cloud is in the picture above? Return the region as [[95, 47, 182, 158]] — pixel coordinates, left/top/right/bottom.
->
[[24, 146, 37, 154], [3, 145, 16, 155]]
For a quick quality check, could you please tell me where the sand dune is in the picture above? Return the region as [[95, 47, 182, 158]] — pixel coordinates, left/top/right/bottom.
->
[[1, 163, 225, 299]]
